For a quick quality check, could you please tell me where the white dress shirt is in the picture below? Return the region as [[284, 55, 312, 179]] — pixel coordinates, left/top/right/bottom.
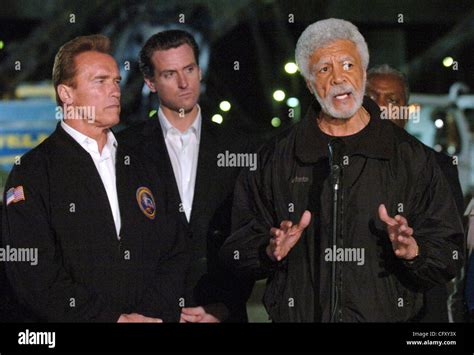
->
[[158, 106, 201, 222], [61, 120, 121, 238]]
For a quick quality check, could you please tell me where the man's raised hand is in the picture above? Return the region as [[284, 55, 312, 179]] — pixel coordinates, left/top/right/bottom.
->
[[266, 210, 311, 261], [378, 204, 419, 260]]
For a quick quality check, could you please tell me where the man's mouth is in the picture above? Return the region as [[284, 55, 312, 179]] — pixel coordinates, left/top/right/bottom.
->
[[334, 92, 352, 100]]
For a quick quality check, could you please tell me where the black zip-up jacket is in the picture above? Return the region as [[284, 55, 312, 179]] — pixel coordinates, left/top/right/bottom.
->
[[220, 97, 464, 322], [2, 123, 187, 322]]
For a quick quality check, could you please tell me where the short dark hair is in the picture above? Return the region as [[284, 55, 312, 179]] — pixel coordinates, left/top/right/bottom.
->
[[52, 34, 112, 105], [139, 29, 200, 79]]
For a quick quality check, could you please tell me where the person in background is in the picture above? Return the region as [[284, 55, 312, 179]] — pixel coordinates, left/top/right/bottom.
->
[[366, 64, 467, 322]]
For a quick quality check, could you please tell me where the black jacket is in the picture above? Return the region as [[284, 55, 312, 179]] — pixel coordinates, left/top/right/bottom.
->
[[220, 97, 464, 322], [117, 115, 255, 322], [419, 150, 466, 322], [2, 124, 187, 322]]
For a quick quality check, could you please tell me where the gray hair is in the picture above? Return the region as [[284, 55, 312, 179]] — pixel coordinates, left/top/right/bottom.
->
[[367, 64, 410, 102], [295, 18, 369, 80]]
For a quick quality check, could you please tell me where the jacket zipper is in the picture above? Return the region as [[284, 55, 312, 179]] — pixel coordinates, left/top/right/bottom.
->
[[336, 183, 345, 322]]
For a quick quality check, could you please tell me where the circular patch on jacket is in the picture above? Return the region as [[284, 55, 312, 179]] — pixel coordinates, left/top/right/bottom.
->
[[136, 187, 156, 220]]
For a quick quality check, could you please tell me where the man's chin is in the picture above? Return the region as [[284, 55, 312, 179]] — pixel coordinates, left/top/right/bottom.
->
[[315, 94, 356, 120], [172, 104, 198, 116], [91, 115, 120, 128], [329, 109, 358, 120], [324, 96, 363, 120], [322, 103, 358, 120]]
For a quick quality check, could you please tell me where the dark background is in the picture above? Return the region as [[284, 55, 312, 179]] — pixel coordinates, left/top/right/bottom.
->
[[0, 0, 473, 136]]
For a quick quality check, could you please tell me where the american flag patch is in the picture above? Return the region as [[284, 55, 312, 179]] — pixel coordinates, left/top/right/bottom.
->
[[6, 186, 25, 206]]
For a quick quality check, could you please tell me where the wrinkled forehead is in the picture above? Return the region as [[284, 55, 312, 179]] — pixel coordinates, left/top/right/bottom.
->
[[368, 73, 404, 86], [367, 74, 406, 95]]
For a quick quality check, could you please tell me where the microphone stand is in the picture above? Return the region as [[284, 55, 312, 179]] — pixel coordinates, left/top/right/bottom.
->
[[328, 140, 344, 323]]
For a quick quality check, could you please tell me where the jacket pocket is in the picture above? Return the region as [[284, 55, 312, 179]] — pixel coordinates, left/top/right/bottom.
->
[[387, 273, 423, 321], [263, 269, 288, 322]]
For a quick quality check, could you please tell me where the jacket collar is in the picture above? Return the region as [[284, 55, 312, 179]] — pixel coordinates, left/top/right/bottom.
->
[[136, 109, 219, 227], [295, 96, 395, 164]]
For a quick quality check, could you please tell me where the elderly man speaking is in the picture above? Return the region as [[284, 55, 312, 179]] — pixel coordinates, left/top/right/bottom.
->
[[220, 18, 464, 322]]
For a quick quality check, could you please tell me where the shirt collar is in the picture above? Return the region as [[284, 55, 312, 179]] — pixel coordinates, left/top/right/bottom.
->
[[158, 105, 202, 142], [61, 120, 118, 157], [295, 96, 395, 164]]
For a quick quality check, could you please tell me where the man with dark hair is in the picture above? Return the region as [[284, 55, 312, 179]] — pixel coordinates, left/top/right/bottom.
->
[[366, 64, 467, 322], [138, 29, 200, 80], [2, 34, 187, 322], [118, 29, 254, 322], [220, 18, 464, 322]]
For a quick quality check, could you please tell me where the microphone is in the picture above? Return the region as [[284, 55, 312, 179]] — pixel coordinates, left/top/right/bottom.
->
[[328, 138, 345, 188], [328, 138, 346, 322]]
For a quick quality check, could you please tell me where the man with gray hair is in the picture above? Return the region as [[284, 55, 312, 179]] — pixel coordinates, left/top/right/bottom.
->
[[366, 64, 410, 128], [220, 18, 464, 322]]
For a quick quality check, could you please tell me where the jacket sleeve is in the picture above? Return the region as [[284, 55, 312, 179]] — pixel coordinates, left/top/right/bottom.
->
[[219, 145, 281, 280], [135, 211, 188, 323], [2, 156, 121, 322], [193, 190, 255, 322], [403, 149, 465, 289], [190, 135, 258, 321]]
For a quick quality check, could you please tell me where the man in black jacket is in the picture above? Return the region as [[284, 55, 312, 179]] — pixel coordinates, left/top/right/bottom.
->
[[118, 30, 254, 322], [366, 64, 467, 322], [2, 34, 186, 322], [220, 18, 464, 322]]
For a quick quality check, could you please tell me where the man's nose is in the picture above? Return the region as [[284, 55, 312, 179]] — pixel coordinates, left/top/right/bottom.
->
[[177, 72, 189, 89], [111, 82, 121, 99], [374, 95, 387, 108], [331, 65, 345, 85]]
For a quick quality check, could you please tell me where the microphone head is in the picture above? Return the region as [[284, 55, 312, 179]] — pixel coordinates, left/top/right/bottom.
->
[[328, 138, 346, 167]]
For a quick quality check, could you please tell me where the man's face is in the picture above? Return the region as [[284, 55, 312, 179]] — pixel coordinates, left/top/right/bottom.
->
[[69, 51, 121, 128], [144, 44, 201, 115], [306, 39, 366, 120], [366, 74, 407, 108], [366, 73, 407, 128]]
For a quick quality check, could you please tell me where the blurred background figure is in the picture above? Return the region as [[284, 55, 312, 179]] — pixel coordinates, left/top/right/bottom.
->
[[367, 64, 467, 322], [366, 64, 410, 128]]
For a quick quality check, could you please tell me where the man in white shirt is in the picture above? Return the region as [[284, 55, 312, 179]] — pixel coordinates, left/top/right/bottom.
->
[[157, 105, 201, 222], [119, 29, 254, 322], [2, 34, 186, 322], [60, 121, 121, 236]]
